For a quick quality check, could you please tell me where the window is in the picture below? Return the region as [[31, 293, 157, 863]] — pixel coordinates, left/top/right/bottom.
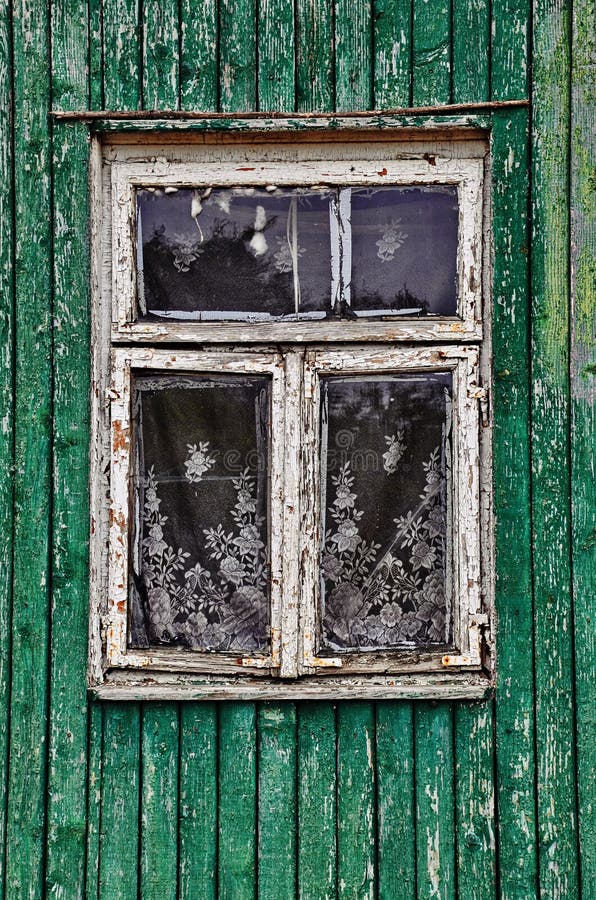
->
[[90, 132, 493, 699]]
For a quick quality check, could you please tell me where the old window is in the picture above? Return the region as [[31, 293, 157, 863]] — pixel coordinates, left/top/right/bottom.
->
[[91, 134, 492, 699]]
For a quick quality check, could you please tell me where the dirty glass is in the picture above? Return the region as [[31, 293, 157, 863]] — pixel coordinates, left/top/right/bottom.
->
[[128, 373, 271, 653], [319, 372, 452, 652], [137, 186, 333, 320], [349, 186, 459, 316]]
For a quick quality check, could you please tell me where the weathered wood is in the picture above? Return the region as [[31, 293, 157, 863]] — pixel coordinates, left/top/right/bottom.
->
[[570, 0, 596, 891], [143, 0, 179, 110], [412, 0, 451, 106], [531, 2, 580, 897], [415, 703, 455, 900], [376, 702, 416, 900], [296, 0, 334, 112], [373, 0, 412, 107], [334, 0, 372, 112], [452, 0, 490, 102], [89, 0, 103, 108], [140, 704, 179, 900], [180, 0, 217, 111], [178, 703, 217, 900], [86, 703, 103, 900], [219, 0, 257, 112], [258, 703, 298, 898], [337, 702, 376, 898], [218, 703, 257, 898], [4, 0, 52, 895], [297, 702, 337, 900], [258, 0, 295, 112], [103, 0, 141, 110]]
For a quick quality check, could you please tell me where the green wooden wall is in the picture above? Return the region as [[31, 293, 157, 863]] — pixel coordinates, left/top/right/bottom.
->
[[0, 0, 593, 897]]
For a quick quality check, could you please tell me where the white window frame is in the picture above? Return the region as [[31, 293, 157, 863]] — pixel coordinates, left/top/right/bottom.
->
[[90, 132, 493, 700]]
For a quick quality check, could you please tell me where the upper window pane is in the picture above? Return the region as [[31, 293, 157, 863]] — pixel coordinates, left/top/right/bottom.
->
[[129, 373, 271, 653], [319, 372, 452, 653]]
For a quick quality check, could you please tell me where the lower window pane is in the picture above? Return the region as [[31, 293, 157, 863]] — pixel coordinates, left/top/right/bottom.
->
[[319, 373, 452, 652], [129, 374, 271, 653]]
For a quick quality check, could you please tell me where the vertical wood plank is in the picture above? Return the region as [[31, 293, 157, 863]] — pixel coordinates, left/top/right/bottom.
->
[[415, 704, 455, 900], [4, 0, 52, 894], [376, 702, 416, 900], [89, 0, 103, 108], [334, 0, 372, 111], [86, 703, 103, 900], [103, 0, 141, 109], [570, 0, 596, 892], [99, 704, 141, 900], [140, 704, 179, 900], [218, 703, 257, 898], [258, 0, 295, 112], [297, 703, 337, 900], [258, 703, 297, 898], [412, 0, 451, 106], [373, 0, 412, 108], [454, 704, 497, 899], [337, 702, 376, 899], [180, 0, 217, 110], [296, 0, 334, 112], [143, 0, 179, 109], [0, 0, 13, 892], [219, 0, 257, 112], [531, 2, 580, 896], [452, 0, 490, 102], [178, 703, 217, 900]]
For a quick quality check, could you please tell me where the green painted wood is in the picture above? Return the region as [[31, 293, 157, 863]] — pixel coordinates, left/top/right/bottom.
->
[[570, 0, 596, 893], [89, 0, 104, 108], [218, 703, 257, 898], [334, 0, 372, 111], [454, 704, 497, 899], [376, 702, 416, 900], [178, 703, 217, 900], [258, 0, 295, 112], [103, 0, 142, 109], [143, 0, 179, 110], [412, 0, 451, 106], [452, 0, 490, 102], [297, 703, 337, 900], [99, 704, 141, 900], [86, 703, 103, 900], [337, 702, 376, 899], [180, 0, 217, 110], [531, 2, 580, 897], [140, 704, 179, 900], [44, 3, 91, 896], [0, 0, 13, 893], [296, 0, 334, 112], [219, 0, 257, 112], [373, 0, 412, 108], [258, 703, 297, 898], [415, 704, 455, 900], [4, 0, 52, 895]]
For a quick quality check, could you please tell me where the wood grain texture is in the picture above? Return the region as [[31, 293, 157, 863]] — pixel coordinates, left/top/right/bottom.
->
[[531, 2, 579, 897], [89, 0, 103, 108], [180, 0, 217, 110], [452, 0, 490, 102], [143, 0, 179, 109], [178, 703, 217, 900], [258, 0, 295, 112], [570, 0, 596, 893], [218, 703, 257, 898], [4, 0, 52, 895], [86, 703, 103, 900], [337, 702, 376, 898], [297, 703, 337, 900], [376, 702, 416, 900], [415, 704, 455, 900], [103, 0, 141, 109], [296, 0, 334, 112], [412, 0, 451, 106], [258, 703, 298, 898], [219, 0, 257, 112], [373, 0, 411, 108], [334, 0, 372, 111]]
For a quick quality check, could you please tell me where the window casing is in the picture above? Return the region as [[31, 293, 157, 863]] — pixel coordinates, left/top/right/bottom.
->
[[91, 133, 493, 699]]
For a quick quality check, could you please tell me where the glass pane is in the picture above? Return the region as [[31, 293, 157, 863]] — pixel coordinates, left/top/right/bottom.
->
[[137, 187, 333, 320], [349, 186, 459, 316], [129, 374, 271, 653], [319, 373, 452, 652]]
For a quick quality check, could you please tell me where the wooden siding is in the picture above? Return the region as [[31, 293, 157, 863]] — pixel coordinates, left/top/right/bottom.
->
[[0, 1, 592, 899]]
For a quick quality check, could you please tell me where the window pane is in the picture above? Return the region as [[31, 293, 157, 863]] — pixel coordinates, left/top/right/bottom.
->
[[319, 373, 452, 652], [129, 374, 271, 653], [349, 186, 459, 316], [137, 187, 333, 320]]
